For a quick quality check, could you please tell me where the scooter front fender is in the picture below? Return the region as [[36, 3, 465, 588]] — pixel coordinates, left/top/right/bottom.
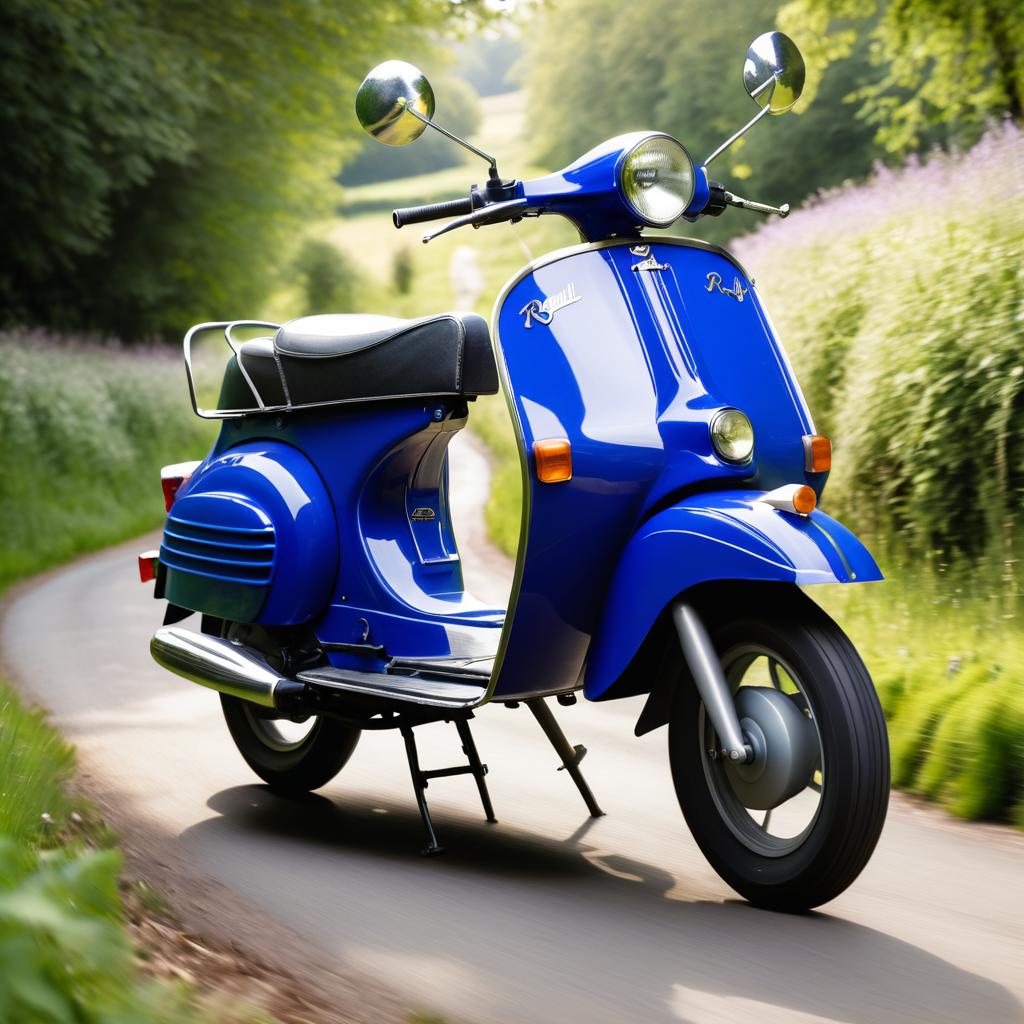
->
[[583, 490, 882, 700]]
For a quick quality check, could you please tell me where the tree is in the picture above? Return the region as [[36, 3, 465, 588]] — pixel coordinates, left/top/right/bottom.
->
[[778, 0, 1024, 152], [523, 0, 882, 240], [0, 0, 490, 338]]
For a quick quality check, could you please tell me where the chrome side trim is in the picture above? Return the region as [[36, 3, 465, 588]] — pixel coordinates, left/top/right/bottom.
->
[[150, 626, 283, 708]]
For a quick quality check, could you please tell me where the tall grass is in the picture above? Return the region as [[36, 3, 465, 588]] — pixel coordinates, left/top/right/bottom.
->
[[736, 122, 1024, 567], [0, 331, 227, 1020], [0, 331, 215, 591], [732, 123, 1024, 824]]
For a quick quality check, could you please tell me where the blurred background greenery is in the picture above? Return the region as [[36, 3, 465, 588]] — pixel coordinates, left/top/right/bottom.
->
[[0, 1, 1022, 1011]]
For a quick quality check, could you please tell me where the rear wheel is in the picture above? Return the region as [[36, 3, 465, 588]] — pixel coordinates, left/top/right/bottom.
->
[[220, 694, 360, 794], [669, 586, 889, 911], [209, 618, 360, 794]]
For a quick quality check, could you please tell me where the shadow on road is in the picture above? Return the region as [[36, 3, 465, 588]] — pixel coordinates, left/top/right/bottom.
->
[[190, 784, 1022, 1024]]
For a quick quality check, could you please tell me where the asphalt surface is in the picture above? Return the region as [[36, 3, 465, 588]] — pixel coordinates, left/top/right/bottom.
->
[[3, 432, 1023, 1024]]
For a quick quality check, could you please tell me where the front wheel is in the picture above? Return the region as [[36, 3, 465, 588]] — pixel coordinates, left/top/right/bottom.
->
[[669, 586, 889, 911]]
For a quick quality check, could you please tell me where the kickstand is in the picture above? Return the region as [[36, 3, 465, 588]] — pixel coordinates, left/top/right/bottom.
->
[[525, 697, 604, 818], [401, 724, 444, 856], [455, 717, 498, 824], [400, 714, 498, 857]]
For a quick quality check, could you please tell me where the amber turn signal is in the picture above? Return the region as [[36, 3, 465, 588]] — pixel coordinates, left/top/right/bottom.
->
[[792, 484, 817, 515], [802, 434, 832, 473], [760, 483, 818, 516], [534, 438, 572, 483]]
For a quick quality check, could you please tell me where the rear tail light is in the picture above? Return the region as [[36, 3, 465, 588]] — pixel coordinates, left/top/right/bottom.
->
[[138, 550, 159, 583], [161, 460, 202, 512]]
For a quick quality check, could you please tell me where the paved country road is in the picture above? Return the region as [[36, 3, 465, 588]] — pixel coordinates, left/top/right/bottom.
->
[[3, 433, 1023, 1024]]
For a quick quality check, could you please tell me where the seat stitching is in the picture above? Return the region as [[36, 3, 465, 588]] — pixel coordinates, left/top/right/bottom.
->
[[271, 345, 292, 405]]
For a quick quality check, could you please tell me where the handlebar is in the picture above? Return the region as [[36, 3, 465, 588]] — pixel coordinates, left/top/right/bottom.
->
[[392, 197, 474, 229]]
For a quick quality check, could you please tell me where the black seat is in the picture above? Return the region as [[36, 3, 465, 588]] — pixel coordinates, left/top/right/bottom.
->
[[218, 312, 499, 412]]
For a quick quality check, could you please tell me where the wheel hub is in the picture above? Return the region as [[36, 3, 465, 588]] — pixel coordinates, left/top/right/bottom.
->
[[723, 686, 818, 810]]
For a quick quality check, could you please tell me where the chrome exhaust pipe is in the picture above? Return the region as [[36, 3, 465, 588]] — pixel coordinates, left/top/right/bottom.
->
[[151, 626, 294, 708]]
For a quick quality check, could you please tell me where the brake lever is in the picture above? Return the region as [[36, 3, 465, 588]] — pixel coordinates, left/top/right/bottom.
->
[[722, 190, 790, 218], [421, 198, 529, 243]]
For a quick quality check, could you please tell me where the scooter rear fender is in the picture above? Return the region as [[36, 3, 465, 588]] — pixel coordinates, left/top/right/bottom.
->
[[583, 490, 882, 700]]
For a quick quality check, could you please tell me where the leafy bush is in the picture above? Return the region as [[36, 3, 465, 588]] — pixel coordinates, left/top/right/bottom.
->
[[294, 240, 362, 314], [736, 122, 1024, 564], [0, 331, 215, 591], [0, 675, 211, 1023], [392, 247, 415, 296], [0, 840, 198, 1023]]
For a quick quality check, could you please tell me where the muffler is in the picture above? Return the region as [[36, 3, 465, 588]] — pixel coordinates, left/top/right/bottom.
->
[[150, 626, 301, 708]]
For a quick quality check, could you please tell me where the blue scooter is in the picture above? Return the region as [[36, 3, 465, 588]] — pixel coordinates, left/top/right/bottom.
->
[[143, 32, 889, 911]]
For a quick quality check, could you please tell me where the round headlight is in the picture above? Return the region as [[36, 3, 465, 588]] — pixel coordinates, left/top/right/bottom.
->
[[710, 409, 754, 464], [619, 135, 695, 227]]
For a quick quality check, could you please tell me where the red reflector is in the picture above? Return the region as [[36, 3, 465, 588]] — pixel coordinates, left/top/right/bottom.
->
[[138, 551, 159, 583], [161, 476, 186, 512]]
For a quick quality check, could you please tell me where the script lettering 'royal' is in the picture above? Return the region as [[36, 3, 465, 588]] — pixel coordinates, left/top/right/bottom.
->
[[519, 283, 582, 328]]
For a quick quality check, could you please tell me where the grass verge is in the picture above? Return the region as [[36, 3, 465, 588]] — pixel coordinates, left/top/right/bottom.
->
[[0, 330, 216, 592], [0, 330, 270, 1020], [0, 676, 233, 1022]]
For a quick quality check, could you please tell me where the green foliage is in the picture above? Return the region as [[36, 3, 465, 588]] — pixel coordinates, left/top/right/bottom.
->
[[817, 574, 1024, 826], [736, 124, 1024, 564], [469, 395, 524, 558], [0, 0, 487, 339], [522, 0, 883, 238], [0, 682, 77, 849], [392, 247, 415, 296], [0, 685, 209, 1024], [779, 0, 1024, 152], [454, 32, 522, 97], [293, 240, 362, 314], [0, 332, 215, 592]]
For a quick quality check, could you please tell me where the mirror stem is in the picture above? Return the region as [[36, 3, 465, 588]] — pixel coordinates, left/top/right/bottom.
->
[[703, 103, 771, 168], [405, 105, 500, 183]]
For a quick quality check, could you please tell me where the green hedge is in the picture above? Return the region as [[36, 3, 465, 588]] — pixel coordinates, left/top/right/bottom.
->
[[0, 331, 215, 591], [0, 332, 225, 1021]]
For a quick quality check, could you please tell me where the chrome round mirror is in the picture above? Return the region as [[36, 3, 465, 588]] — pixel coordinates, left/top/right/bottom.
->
[[743, 32, 806, 114], [355, 60, 435, 146]]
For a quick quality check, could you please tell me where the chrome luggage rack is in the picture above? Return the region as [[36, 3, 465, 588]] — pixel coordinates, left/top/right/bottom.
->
[[184, 320, 283, 420]]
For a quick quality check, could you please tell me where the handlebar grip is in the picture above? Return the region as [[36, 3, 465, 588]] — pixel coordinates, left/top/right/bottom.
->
[[392, 197, 474, 228]]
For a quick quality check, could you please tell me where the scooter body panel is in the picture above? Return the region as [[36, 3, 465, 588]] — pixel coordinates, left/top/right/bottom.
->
[[166, 403, 503, 669], [162, 441, 339, 626], [488, 237, 862, 701], [582, 490, 883, 699]]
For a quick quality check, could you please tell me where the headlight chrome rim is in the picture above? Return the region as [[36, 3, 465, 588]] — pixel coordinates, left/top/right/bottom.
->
[[710, 408, 755, 464], [618, 133, 696, 228]]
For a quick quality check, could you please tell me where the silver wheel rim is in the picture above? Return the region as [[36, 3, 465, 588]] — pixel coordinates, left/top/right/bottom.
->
[[699, 644, 825, 858], [241, 702, 317, 753]]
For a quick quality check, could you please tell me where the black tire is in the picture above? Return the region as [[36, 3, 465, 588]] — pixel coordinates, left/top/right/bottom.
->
[[220, 694, 360, 795], [669, 585, 889, 912]]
